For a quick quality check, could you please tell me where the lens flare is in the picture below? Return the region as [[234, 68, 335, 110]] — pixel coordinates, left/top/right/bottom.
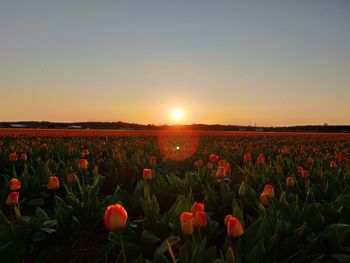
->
[[157, 131, 199, 161]]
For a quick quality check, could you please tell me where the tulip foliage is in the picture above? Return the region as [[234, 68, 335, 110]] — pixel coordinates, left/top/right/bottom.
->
[[0, 132, 349, 263]]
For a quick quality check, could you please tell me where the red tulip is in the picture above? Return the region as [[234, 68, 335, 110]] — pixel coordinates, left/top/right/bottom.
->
[[9, 152, 18, 162], [244, 153, 252, 162], [218, 159, 227, 166], [263, 184, 275, 198], [143, 168, 152, 180], [337, 152, 346, 162], [180, 212, 194, 236], [47, 176, 59, 190], [286, 176, 295, 187], [259, 192, 270, 206], [330, 161, 337, 169], [9, 178, 21, 191], [226, 216, 243, 237], [149, 156, 157, 166], [104, 204, 128, 231], [209, 154, 219, 163], [78, 159, 88, 170], [20, 153, 27, 161], [194, 211, 207, 228], [191, 202, 204, 215], [67, 173, 75, 183], [224, 163, 231, 173], [216, 166, 226, 178], [6, 192, 19, 206], [257, 153, 265, 164], [301, 170, 309, 178]]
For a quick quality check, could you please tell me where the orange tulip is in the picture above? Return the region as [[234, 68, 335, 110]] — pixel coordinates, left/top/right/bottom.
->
[[47, 176, 59, 190], [104, 204, 128, 231], [194, 211, 207, 228], [143, 168, 152, 180], [6, 192, 19, 206], [78, 159, 88, 170], [226, 216, 243, 237], [9, 178, 21, 191], [180, 212, 194, 236]]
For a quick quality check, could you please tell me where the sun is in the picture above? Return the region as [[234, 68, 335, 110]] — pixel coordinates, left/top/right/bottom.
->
[[171, 109, 184, 122]]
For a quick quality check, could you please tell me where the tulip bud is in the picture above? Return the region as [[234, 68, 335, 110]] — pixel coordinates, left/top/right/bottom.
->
[[239, 182, 246, 198], [207, 162, 213, 170], [226, 216, 243, 237], [104, 204, 128, 231], [47, 176, 59, 190], [6, 192, 19, 206], [143, 168, 152, 180], [9, 178, 21, 191], [180, 212, 194, 236]]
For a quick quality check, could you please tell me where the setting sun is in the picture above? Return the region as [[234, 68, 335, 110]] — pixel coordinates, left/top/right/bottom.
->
[[171, 109, 184, 122]]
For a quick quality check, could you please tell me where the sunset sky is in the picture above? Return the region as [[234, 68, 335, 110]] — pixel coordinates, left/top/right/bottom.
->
[[1, 0, 349, 126]]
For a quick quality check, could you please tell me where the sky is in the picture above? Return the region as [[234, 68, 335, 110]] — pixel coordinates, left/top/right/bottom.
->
[[0, 0, 349, 126]]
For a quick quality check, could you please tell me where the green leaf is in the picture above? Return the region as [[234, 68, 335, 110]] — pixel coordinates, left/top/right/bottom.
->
[[32, 231, 47, 242], [245, 239, 265, 263]]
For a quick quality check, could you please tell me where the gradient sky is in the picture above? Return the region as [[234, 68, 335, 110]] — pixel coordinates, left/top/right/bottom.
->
[[1, 0, 349, 126]]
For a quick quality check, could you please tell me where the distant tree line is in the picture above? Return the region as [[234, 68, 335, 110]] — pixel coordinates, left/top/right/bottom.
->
[[0, 121, 349, 133]]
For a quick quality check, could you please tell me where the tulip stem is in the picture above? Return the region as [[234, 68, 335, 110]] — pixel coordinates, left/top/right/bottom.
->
[[119, 230, 126, 263]]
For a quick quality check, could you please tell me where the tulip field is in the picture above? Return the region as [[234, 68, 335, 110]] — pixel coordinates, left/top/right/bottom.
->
[[1, 129, 350, 263]]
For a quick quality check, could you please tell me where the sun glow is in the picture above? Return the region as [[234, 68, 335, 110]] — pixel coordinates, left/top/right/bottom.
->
[[171, 109, 184, 122]]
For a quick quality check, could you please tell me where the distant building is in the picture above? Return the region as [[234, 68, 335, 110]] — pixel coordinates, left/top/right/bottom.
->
[[67, 125, 82, 129], [255, 128, 264, 132], [10, 124, 26, 128]]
